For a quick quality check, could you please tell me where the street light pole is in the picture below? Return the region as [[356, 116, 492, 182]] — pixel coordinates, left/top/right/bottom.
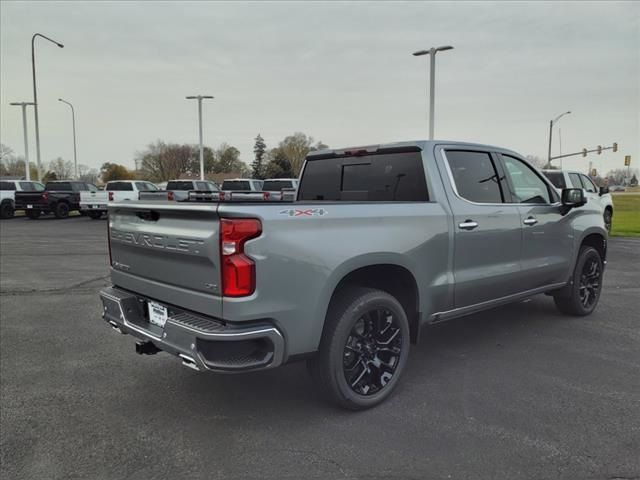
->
[[546, 110, 571, 168], [58, 98, 77, 179], [32, 33, 64, 182], [186, 95, 214, 180], [413, 45, 454, 140], [9, 102, 36, 181]]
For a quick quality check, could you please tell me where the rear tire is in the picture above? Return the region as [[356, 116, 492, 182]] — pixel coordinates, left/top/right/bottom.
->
[[0, 202, 14, 219], [88, 211, 103, 220], [54, 202, 70, 219], [307, 287, 410, 410], [26, 210, 41, 220], [554, 246, 603, 316]]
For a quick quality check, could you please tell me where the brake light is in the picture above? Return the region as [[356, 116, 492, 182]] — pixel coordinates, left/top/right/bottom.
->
[[108, 191, 114, 201], [167, 191, 174, 201], [263, 191, 270, 200], [42, 191, 49, 201], [220, 218, 261, 297]]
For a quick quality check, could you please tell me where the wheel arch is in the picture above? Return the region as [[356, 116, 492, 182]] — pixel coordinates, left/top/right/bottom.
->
[[320, 261, 421, 345]]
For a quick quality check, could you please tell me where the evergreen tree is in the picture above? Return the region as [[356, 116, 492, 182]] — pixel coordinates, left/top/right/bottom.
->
[[251, 134, 267, 179]]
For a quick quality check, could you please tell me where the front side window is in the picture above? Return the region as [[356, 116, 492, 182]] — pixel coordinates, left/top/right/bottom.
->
[[445, 151, 503, 203], [195, 181, 210, 190], [501, 155, 551, 204], [86, 183, 98, 192], [542, 171, 566, 189], [568, 173, 583, 189], [580, 174, 597, 193], [46, 182, 71, 191]]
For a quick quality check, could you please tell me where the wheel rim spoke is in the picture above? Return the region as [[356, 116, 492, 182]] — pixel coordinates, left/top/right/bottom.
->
[[343, 307, 403, 396]]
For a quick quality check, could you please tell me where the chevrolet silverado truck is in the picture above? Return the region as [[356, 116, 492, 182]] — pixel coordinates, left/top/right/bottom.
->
[[99, 141, 607, 409], [80, 180, 159, 219], [15, 180, 98, 219], [0, 179, 45, 219], [542, 169, 613, 232], [138, 179, 219, 202]]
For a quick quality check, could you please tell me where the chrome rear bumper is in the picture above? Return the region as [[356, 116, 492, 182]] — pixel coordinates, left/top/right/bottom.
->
[[99, 286, 285, 373]]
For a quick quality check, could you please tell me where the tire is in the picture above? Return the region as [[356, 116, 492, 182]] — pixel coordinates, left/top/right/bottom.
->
[[54, 202, 70, 219], [307, 287, 411, 410], [0, 202, 14, 219], [26, 210, 41, 220], [88, 211, 103, 220], [603, 208, 612, 233], [554, 246, 603, 316]]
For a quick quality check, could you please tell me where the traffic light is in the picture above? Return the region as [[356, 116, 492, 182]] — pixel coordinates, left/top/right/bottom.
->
[[582, 148, 587, 157], [613, 142, 618, 153], [597, 145, 602, 155]]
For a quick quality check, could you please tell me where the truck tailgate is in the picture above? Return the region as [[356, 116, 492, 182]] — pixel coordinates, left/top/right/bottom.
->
[[108, 202, 223, 318], [81, 191, 108, 204]]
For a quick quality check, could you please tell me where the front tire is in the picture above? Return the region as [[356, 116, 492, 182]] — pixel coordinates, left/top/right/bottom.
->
[[554, 246, 603, 316], [307, 287, 410, 410]]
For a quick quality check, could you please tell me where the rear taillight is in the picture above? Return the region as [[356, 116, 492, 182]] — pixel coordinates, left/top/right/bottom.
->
[[263, 191, 270, 200], [107, 218, 112, 266], [42, 191, 49, 201], [220, 218, 261, 297], [108, 191, 114, 201], [167, 191, 174, 201]]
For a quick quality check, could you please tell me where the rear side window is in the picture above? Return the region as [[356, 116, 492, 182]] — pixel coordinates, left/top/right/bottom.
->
[[542, 171, 566, 189], [222, 180, 251, 191], [298, 151, 428, 201], [46, 182, 71, 191], [0, 181, 15, 191], [263, 180, 294, 191], [135, 182, 157, 191], [166, 181, 195, 191], [445, 151, 503, 203]]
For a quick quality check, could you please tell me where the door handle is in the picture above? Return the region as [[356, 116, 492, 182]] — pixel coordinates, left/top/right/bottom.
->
[[523, 216, 538, 226], [458, 220, 479, 230]]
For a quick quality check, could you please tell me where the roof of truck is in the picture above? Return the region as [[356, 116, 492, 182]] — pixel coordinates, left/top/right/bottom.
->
[[307, 140, 521, 159]]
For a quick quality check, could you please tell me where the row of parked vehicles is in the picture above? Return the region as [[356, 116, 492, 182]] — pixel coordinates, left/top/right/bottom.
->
[[0, 177, 300, 220]]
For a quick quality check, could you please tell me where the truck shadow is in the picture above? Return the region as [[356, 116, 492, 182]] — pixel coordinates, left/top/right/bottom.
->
[[156, 295, 567, 416]]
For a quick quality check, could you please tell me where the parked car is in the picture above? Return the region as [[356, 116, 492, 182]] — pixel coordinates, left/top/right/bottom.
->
[[138, 179, 219, 202], [14, 180, 97, 219], [609, 185, 626, 192], [80, 180, 159, 219], [0, 179, 45, 219], [542, 169, 613, 231], [99, 141, 607, 409], [262, 178, 299, 201]]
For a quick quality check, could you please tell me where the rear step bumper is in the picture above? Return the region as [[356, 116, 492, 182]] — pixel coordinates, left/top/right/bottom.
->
[[99, 286, 285, 373]]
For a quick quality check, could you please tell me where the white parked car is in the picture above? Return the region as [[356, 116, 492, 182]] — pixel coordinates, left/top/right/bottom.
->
[[80, 180, 159, 219], [542, 170, 614, 231], [0, 179, 45, 219]]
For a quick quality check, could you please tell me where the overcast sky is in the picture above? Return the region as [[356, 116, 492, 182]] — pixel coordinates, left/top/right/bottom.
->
[[1, 1, 638, 176]]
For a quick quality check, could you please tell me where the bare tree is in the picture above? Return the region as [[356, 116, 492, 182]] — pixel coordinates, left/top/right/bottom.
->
[[278, 133, 328, 175], [48, 157, 74, 179], [0, 143, 14, 163]]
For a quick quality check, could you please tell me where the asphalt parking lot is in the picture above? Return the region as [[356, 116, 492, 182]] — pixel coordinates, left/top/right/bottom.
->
[[1, 216, 639, 480]]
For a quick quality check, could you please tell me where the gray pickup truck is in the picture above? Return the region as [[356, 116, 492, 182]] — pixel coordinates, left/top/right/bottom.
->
[[99, 141, 607, 409]]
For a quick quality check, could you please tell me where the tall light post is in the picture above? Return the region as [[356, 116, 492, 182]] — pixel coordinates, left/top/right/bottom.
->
[[9, 102, 36, 181], [546, 110, 571, 168], [413, 45, 454, 140], [186, 95, 214, 180], [32, 33, 64, 181], [58, 98, 78, 178]]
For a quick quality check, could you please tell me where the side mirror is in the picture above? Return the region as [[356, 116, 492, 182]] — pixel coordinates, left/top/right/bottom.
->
[[561, 188, 586, 211], [599, 186, 609, 196]]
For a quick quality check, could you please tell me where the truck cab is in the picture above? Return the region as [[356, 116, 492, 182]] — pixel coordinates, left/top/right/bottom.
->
[[0, 179, 45, 219]]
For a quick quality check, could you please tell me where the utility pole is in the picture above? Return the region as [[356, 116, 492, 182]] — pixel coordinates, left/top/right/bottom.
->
[[9, 102, 36, 181], [546, 111, 571, 168], [32, 33, 64, 181], [58, 98, 78, 178], [412, 45, 454, 140], [185, 95, 214, 180]]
